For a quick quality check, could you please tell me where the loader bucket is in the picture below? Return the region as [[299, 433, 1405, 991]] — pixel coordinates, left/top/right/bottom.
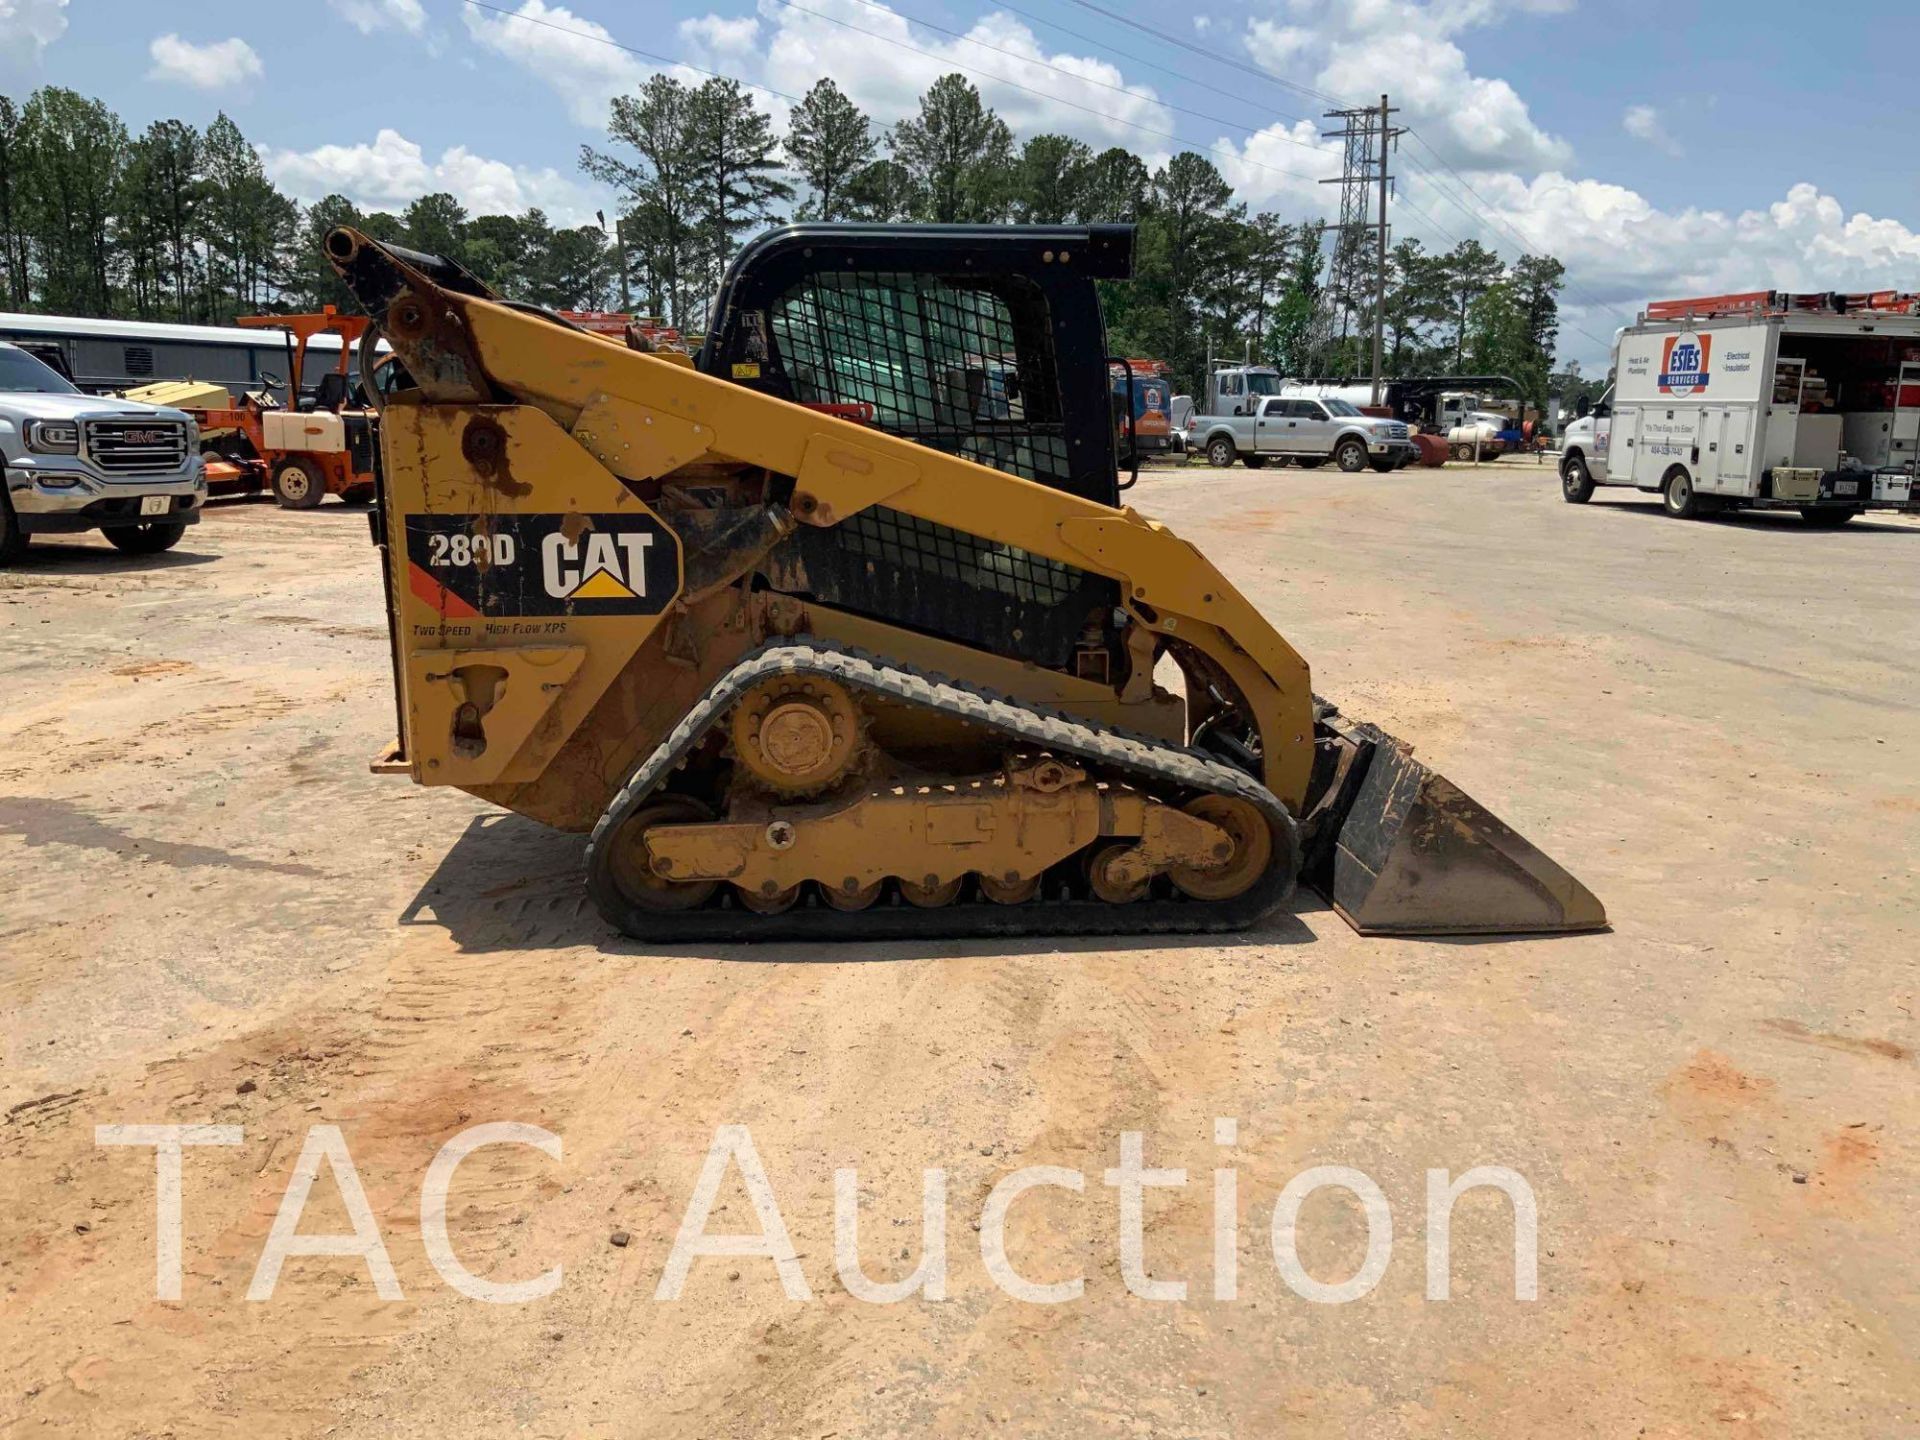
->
[[1303, 717, 1607, 937]]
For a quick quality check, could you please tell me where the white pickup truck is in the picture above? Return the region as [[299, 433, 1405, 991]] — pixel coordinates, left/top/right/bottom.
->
[[1191, 394, 1415, 473], [0, 341, 205, 564]]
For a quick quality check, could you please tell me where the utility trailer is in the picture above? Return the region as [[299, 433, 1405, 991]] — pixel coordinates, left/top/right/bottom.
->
[[1559, 290, 1920, 523]]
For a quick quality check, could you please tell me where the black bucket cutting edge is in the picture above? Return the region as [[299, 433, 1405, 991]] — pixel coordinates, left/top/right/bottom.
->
[[1301, 716, 1608, 938]]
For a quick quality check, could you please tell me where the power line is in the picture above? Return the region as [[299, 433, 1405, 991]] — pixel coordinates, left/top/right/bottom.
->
[[825, 0, 1334, 160], [762, 0, 1330, 183], [952, 0, 1320, 131], [1055, 0, 1349, 110]]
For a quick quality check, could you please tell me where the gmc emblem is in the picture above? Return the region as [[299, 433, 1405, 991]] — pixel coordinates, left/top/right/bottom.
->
[[121, 429, 172, 445]]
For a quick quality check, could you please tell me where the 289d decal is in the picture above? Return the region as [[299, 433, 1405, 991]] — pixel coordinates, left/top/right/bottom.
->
[[404, 513, 679, 619]]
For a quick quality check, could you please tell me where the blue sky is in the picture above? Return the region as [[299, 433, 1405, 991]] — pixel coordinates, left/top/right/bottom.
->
[[6, 0, 1919, 368]]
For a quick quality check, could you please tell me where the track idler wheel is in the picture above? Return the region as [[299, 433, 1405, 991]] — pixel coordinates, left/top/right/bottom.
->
[[978, 871, 1041, 905], [736, 881, 802, 915], [821, 877, 884, 911], [900, 874, 964, 908], [604, 796, 719, 912], [1085, 842, 1150, 904], [1169, 794, 1273, 901]]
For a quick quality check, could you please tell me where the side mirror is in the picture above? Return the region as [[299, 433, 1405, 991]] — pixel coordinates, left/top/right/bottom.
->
[[1592, 402, 1611, 419]]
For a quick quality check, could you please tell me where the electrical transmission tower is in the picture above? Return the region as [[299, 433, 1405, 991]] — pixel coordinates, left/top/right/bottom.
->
[[1321, 95, 1404, 402]]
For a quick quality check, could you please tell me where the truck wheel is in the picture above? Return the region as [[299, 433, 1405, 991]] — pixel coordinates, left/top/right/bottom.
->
[[1206, 436, 1237, 469], [1335, 439, 1367, 472], [1243, 455, 1269, 470], [272, 457, 326, 509], [1561, 453, 1595, 503], [0, 489, 30, 566], [1661, 466, 1701, 519], [105, 521, 187, 555], [1451, 442, 1476, 463], [1799, 506, 1860, 527]]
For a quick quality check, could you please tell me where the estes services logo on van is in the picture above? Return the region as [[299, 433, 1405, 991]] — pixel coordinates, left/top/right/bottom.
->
[[1658, 332, 1711, 397]]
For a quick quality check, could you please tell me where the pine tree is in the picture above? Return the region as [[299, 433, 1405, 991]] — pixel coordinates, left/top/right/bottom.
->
[[1081, 148, 1150, 224], [582, 75, 701, 326], [296, 194, 365, 311], [402, 192, 470, 264], [1141, 151, 1241, 389], [1271, 221, 1326, 376], [1242, 213, 1295, 360], [1440, 238, 1504, 368], [844, 159, 916, 222], [199, 112, 288, 320], [786, 79, 876, 222], [18, 87, 126, 315], [890, 75, 1013, 224], [464, 211, 534, 297], [1010, 134, 1092, 224], [685, 77, 791, 306], [0, 97, 30, 310], [126, 120, 203, 321]]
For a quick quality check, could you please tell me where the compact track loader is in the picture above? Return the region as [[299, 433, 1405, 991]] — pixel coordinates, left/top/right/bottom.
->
[[325, 223, 1604, 942]]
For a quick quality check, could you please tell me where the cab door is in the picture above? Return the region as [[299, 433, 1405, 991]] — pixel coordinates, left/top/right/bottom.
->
[[1273, 399, 1315, 454], [1252, 396, 1286, 454], [1293, 399, 1336, 455]]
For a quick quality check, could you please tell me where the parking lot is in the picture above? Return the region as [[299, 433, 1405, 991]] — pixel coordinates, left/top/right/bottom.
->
[[3, 462, 1916, 1436]]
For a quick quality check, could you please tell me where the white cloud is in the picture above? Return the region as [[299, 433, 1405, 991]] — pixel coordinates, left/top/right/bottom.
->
[[1621, 103, 1680, 156], [1241, 0, 1571, 174], [751, 0, 1171, 148], [1398, 172, 1920, 362], [465, 0, 1172, 150], [0, 0, 67, 76], [147, 33, 264, 91], [337, 0, 427, 33], [261, 128, 607, 225], [1210, 118, 1344, 212], [1246, 19, 1311, 65], [463, 0, 656, 127]]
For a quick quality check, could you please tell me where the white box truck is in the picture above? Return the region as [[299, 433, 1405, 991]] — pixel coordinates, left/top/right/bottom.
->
[[1558, 290, 1920, 525]]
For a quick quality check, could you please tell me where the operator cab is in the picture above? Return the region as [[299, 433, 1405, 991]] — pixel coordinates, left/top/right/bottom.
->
[[698, 224, 1138, 670], [699, 224, 1136, 507]]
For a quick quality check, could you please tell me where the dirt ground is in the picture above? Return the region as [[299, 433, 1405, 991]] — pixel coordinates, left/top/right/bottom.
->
[[3, 461, 1916, 1438]]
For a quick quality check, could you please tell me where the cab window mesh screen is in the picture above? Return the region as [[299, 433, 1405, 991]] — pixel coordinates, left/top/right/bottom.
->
[[839, 507, 1080, 608], [769, 271, 1069, 487]]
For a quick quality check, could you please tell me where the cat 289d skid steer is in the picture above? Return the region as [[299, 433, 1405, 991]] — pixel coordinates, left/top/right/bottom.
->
[[325, 222, 1604, 942]]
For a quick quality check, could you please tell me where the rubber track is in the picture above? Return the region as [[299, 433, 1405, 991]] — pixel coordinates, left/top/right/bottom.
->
[[584, 641, 1299, 943]]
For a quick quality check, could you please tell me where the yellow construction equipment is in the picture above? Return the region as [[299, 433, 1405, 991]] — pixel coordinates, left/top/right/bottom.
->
[[326, 223, 1604, 941]]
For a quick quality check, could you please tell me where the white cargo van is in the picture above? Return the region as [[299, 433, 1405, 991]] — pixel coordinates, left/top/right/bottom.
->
[[1558, 290, 1920, 525]]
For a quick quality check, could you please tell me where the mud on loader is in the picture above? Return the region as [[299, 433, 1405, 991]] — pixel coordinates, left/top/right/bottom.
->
[[324, 224, 1604, 942]]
